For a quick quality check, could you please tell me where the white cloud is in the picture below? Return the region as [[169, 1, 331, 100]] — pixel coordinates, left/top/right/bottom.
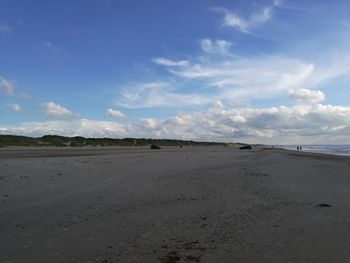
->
[[0, 76, 33, 99], [0, 119, 128, 138], [0, 76, 15, 96], [2, 104, 350, 143], [215, 1, 280, 33], [118, 40, 350, 109], [273, 0, 283, 7], [152, 57, 189, 67], [212, 7, 248, 32], [106, 108, 127, 119], [117, 36, 350, 110], [0, 21, 11, 32], [117, 81, 170, 107], [132, 104, 350, 144], [44, 41, 59, 52], [140, 118, 159, 130], [171, 55, 316, 104], [200, 39, 232, 54], [288, 88, 325, 104], [223, 12, 249, 32], [41, 102, 76, 119], [43, 41, 61, 58], [339, 21, 350, 29], [116, 81, 211, 108], [19, 93, 33, 100], [250, 7, 273, 25], [6, 104, 22, 112]]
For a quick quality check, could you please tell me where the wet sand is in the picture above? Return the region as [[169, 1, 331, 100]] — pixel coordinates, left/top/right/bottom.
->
[[1, 146, 350, 262]]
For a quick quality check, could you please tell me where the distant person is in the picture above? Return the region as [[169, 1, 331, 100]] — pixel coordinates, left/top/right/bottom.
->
[[297, 146, 300, 151], [300, 146, 302, 151]]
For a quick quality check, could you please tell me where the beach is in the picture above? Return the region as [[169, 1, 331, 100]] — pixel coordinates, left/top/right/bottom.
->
[[1, 146, 350, 262]]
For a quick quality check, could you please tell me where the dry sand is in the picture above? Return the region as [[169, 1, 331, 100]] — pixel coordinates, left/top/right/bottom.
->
[[1, 146, 350, 262]]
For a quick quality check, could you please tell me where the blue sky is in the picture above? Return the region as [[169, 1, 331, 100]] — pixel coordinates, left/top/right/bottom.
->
[[1, 0, 350, 143]]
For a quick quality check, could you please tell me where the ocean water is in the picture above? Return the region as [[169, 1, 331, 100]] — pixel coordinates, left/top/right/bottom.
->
[[280, 145, 350, 156]]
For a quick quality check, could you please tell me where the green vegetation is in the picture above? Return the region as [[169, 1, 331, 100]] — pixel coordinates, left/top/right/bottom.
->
[[0, 135, 228, 147]]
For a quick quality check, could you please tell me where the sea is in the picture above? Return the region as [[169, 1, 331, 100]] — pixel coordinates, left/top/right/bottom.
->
[[280, 145, 350, 157]]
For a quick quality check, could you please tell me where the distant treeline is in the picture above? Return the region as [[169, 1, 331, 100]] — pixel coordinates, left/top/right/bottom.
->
[[0, 135, 229, 147]]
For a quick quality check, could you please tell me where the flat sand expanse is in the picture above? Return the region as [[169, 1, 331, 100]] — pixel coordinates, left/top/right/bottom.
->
[[1, 146, 350, 262]]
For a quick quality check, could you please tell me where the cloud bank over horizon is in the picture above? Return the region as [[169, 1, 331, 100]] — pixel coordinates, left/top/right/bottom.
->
[[1, 103, 350, 144], [1, 0, 350, 144]]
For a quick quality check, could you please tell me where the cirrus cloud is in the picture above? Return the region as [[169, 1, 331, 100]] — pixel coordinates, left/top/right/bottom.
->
[[152, 57, 189, 67], [6, 103, 22, 112], [116, 81, 211, 109], [213, 0, 281, 33], [0, 76, 15, 96], [147, 37, 350, 108], [0, 21, 11, 32]]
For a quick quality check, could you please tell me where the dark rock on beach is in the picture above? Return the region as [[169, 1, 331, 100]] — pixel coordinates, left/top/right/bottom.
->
[[239, 145, 252, 150], [150, 144, 161, 149]]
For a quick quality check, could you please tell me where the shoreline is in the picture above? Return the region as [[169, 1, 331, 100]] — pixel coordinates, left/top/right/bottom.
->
[[1, 144, 350, 159], [279, 145, 350, 157]]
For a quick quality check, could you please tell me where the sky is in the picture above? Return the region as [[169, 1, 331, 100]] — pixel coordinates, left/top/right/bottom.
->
[[1, 0, 350, 144]]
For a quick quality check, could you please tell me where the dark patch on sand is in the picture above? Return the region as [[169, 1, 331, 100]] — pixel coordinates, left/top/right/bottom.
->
[[159, 239, 206, 263], [160, 251, 180, 262], [187, 255, 201, 262], [316, 203, 331, 208]]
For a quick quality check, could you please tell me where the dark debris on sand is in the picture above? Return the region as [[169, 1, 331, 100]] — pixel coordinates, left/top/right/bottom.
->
[[315, 203, 331, 208]]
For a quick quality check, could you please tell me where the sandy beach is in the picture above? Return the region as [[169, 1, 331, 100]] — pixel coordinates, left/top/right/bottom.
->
[[1, 146, 350, 263]]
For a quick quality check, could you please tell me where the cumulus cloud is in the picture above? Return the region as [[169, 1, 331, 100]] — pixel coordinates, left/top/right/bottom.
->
[[106, 108, 127, 119], [288, 88, 325, 104], [0, 119, 128, 138], [0, 76, 15, 96], [2, 104, 350, 143], [140, 118, 159, 130], [152, 57, 189, 67], [6, 104, 22, 112], [41, 102, 76, 119], [131, 104, 350, 144], [200, 39, 232, 54], [4, 104, 350, 143]]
